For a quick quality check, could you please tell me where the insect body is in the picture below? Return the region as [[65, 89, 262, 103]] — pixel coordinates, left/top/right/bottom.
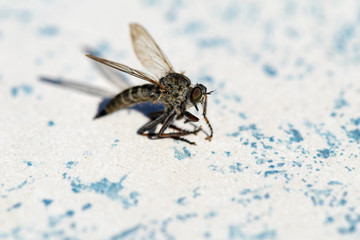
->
[[87, 23, 213, 145]]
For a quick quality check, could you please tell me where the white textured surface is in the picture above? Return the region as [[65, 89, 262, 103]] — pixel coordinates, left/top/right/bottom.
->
[[1, 0, 360, 239]]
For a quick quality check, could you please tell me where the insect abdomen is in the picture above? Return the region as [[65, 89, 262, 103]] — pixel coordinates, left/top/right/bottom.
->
[[94, 84, 159, 119]]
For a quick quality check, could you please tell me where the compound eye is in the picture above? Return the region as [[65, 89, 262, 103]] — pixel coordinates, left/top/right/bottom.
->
[[191, 87, 202, 102]]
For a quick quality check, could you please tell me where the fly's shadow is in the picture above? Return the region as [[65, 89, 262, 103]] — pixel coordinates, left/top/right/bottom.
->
[[39, 48, 165, 122]]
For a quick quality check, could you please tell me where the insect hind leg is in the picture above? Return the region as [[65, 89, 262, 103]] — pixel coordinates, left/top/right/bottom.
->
[[141, 123, 202, 145], [137, 112, 167, 134], [141, 132, 198, 145]]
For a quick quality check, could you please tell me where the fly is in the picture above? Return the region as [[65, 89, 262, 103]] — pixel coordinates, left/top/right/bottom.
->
[[87, 23, 213, 145]]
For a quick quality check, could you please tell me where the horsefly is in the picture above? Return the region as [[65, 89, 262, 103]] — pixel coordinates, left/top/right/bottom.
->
[[87, 23, 213, 145]]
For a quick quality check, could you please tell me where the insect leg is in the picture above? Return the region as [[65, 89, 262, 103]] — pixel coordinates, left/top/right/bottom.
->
[[155, 110, 201, 134], [158, 109, 177, 135], [137, 112, 167, 134], [203, 94, 213, 141], [148, 111, 165, 120], [139, 110, 201, 144], [184, 111, 199, 123], [144, 132, 197, 145], [168, 124, 202, 135]]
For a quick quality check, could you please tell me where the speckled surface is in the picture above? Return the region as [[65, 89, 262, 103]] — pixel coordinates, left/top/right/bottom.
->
[[1, 0, 360, 239]]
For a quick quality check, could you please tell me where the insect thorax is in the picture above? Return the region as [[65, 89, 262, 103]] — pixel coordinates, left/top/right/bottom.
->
[[159, 73, 192, 111]]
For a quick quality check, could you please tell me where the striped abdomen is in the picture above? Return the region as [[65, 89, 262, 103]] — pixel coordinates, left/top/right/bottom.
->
[[94, 84, 160, 119]]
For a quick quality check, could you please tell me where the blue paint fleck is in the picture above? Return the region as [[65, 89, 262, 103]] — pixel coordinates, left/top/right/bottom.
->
[[184, 21, 205, 34], [334, 25, 355, 54], [193, 187, 200, 198], [346, 129, 360, 141], [11, 87, 18, 97], [328, 181, 342, 185], [48, 120, 55, 127], [238, 112, 247, 119], [306, 121, 339, 148], [66, 161, 77, 169], [49, 210, 75, 227], [82, 203, 92, 211], [23, 160, 32, 166], [164, 0, 183, 22], [198, 37, 229, 48], [43, 199, 53, 207], [325, 216, 334, 224], [204, 211, 217, 219], [261, 141, 273, 149], [23, 85, 32, 94], [256, 159, 265, 165], [198, 75, 214, 83], [223, 2, 240, 21], [112, 225, 143, 240], [286, 27, 299, 38], [240, 189, 251, 195], [177, 197, 186, 205], [292, 161, 301, 167], [317, 149, 330, 158], [264, 170, 286, 178], [96, 40, 111, 54], [337, 213, 360, 235], [70, 176, 137, 208], [334, 92, 348, 109], [254, 194, 263, 200], [306, 189, 331, 206], [174, 147, 191, 160], [263, 64, 277, 77], [351, 118, 360, 126], [6, 180, 27, 192], [141, 0, 162, 7], [66, 210, 74, 217], [176, 213, 197, 221], [229, 225, 277, 240], [11, 84, 33, 97], [204, 232, 211, 238], [38, 26, 59, 36], [112, 139, 120, 146], [7, 202, 21, 211], [225, 151, 231, 157], [161, 218, 174, 239], [289, 129, 303, 143], [230, 162, 242, 173]]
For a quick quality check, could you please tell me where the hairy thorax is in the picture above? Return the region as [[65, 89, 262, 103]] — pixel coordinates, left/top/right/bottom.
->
[[158, 73, 192, 113]]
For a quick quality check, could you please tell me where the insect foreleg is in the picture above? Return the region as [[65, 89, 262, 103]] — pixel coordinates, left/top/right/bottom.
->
[[203, 94, 213, 141], [184, 111, 199, 123]]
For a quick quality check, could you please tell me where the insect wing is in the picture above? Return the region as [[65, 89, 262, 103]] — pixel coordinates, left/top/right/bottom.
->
[[130, 23, 175, 77], [86, 55, 163, 88]]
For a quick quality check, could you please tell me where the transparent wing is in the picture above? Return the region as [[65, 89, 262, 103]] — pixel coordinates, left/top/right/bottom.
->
[[86, 55, 164, 88], [130, 23, 175, 77]]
